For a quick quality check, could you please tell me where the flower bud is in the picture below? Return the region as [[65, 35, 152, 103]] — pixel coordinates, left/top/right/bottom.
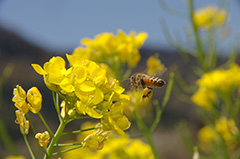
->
[[15, 110, 29, 135], [27, 87, 42, 114], [35, 131, 50, 147]]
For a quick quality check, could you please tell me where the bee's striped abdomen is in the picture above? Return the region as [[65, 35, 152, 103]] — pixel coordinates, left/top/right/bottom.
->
[[143, 76, 166, 88]]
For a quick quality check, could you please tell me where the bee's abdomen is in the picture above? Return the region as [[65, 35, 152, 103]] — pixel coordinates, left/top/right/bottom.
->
[[143, 77, 166, 88]]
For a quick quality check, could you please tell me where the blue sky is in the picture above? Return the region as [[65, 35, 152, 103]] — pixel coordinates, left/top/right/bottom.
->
[[0, 0, 239, 53]]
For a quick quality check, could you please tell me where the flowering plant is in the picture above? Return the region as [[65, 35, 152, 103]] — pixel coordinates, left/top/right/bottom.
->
[[12, 54, 131, 159], [11, 30, 174, 159]]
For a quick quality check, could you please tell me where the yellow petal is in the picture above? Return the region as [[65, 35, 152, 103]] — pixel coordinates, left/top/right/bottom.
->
[[135, 32, 148, 47], [31, 64, 47, 75], [86, 107, 103, 118], [76, 101, 86, 115], [75, 86, 90, 103], [79, 81, 96, 92], [116, 115, 131, 130], [91, 88, 104, 105], [66, 53, 84, 66]]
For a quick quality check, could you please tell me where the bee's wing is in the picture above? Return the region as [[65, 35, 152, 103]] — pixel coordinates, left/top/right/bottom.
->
[[153, 67, 168, 78], [122, 77, 132, 89]]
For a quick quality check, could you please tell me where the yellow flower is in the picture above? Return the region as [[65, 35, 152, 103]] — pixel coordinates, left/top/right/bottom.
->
[[194, 6, 227, 30], [146, 54, 165, 76], [72, 47, 93, 60], [82, 32, 116, 55], [15, 110, 29, 135], [32, 56, 69, 91], [80, 30, 148, 69], [215, 117, 238, 145], [35, 131, 50, 147], [27, 87, 42, 114], [191, 87, 216, 109], [197, 126, 217, 153], [12, 85, 28, 114], [62, 134, 154, 159], [198, 117, 239, 153], [101, 100, 131, 135], [123, 139, 154, 159], [117, 30, 148, 68], [197, 64, 240, 93], [81, 123, 110, 151], [33, 53, 131, 134]]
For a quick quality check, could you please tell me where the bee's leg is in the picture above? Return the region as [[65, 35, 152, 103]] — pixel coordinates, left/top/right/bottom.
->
[[130, 83, 133, 89], [142, 87, 153, 100]]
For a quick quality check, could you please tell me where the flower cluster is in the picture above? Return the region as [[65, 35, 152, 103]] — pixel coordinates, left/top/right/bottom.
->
[[193, 6, 227, 30], [192, 64, 240, 155], [192, 64, 240, 109], [81, 123, 110, 151], [146, 53, 165, 76], [12, 85, 42, 134], [198, 116, 238, 153], [72, 30, 148, 69], [63, 122, 154, 159], [32, 54, 130, 136]]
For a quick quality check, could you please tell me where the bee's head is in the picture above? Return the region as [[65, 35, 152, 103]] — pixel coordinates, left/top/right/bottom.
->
[[130, 74, 136, 82], [158, 79, 166, 87]]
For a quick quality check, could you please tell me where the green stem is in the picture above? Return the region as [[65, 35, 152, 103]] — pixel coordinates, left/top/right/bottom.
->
[[25, 113, 37, 135], [44, 121, 66, 159], [43, 147, 49, 159], [54, 142, 83, 147], [52, 92, 60, 116], [61, 126, 101, 136], [23, 135, 36, 159], [38, 112, 54, 137], [188, 0, 205, 71], [52, 144, 83, 156], [150, 72, 174, 132], [133, 110, 159, 159]]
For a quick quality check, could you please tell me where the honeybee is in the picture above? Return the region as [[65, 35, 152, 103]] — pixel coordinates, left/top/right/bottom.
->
[[130, 73, 166, 100]]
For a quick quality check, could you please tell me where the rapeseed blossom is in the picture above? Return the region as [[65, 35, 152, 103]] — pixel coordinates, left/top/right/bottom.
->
[[35, 131, 50, 147], [73, 30, 148, 69], [193, 6, 227, 30], [191, 87, 216, 109], [197, 125, 217, 153], [12, 85, 28, 114], [15, 110, 29, 135], [198, 117, 238, 153], [82, 123, 110, 151], [27, 87, 42, 114], [32, 54, 130, 136], [146, 54, 165, 76], [192, 64, 240, 109], [215, 116, 238, 149], [197, 64, 240, 92], [62, 124, 154, 159], [13, 86, 42, 114]]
